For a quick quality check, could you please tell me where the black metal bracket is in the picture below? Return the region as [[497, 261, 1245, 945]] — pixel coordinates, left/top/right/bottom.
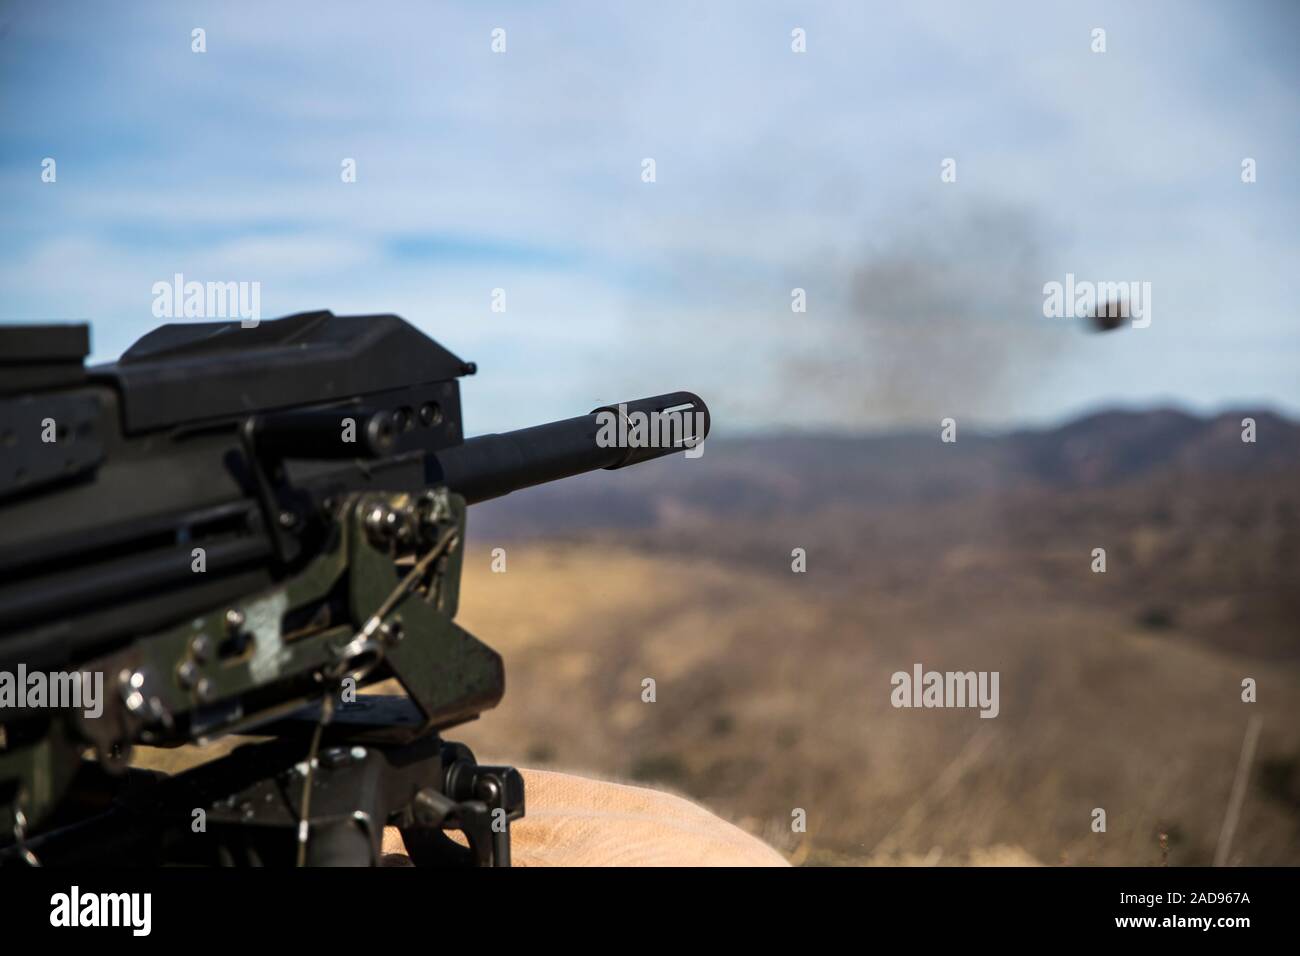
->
[[0, 697, 523, 868]]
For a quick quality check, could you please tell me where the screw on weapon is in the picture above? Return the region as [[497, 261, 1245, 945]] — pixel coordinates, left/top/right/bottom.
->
[[120, 669, 147, 713], [176, 659, 199, 689], [418, 402, 442, 426], [363, 501, 404, 547], [119, 668, 173, 728]]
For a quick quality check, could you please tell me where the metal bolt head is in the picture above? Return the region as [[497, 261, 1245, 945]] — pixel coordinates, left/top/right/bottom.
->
[[364, 504, 393, 539], [120, 669, 148, 712], [176, 660, 199, 689]]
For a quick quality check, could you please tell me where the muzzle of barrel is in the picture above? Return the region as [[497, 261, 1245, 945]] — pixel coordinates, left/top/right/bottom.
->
[[430, 391, 709, 504]]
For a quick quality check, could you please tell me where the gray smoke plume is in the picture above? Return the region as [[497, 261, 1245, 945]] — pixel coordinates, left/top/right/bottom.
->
[[787, 199, 1067, 429]]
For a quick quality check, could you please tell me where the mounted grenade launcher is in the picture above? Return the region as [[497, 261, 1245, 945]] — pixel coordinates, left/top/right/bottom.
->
[[0, 311, 709, 866]]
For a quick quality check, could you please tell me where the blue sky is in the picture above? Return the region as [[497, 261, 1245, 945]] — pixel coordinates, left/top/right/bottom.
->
[[1, 1, 1297, 433]]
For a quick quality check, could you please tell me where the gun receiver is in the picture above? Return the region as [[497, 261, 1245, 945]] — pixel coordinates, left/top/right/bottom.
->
[[0, 311, 709, 866]]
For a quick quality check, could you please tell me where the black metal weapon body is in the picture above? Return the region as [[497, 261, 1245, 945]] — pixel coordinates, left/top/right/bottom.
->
[[0, 311, 708, 866]]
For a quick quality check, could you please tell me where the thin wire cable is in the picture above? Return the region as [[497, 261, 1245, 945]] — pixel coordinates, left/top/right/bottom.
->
[[296, 693, 335, 867], [295, 524, 459, 866]]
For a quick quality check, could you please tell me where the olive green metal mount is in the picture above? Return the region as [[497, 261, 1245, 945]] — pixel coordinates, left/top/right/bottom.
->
[[1, 489, 503, 839]]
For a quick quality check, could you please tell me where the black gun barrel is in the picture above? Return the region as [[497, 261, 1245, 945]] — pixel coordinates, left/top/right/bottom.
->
[[434, 391, 709, 504]]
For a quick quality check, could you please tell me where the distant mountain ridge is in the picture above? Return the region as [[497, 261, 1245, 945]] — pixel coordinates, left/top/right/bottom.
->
[[1011, 409, 1297, 487]]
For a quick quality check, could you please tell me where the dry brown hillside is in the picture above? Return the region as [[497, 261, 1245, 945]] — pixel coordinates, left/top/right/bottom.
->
[[452, 541, 1300, 866]]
